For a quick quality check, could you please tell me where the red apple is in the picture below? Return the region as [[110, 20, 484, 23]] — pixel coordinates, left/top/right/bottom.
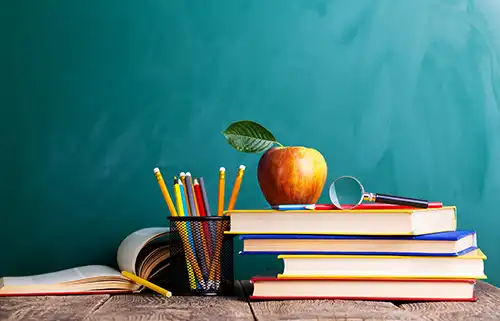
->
[[257, 146, 327, 205]]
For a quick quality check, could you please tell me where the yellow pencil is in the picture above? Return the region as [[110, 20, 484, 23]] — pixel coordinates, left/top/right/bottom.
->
[[217, 167, 225, 216], [121, 271, 172, 297], [153, 172, 196, 289], [154, 168, 177, 217], [173, 177, 184, 217], [209, 166, 227, 289], [180, 172, 192, 216], [227, 165, 245, 211]]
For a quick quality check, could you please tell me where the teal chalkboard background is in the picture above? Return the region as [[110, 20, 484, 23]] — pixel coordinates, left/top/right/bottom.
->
[[1, 0, 500, 286]]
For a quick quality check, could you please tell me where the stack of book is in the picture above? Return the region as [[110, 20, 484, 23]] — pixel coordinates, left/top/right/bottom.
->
[[226, 204, 487, 301]]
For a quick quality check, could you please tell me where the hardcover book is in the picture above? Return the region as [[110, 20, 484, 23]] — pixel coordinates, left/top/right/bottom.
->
[[238, 230, 477, 256], [276, 249, 487, 279], [226, 206, 457, 235], [249, 277, 477, 301]]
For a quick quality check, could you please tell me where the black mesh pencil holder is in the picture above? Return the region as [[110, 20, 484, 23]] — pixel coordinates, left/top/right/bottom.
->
[[167, 216, 234, 296]]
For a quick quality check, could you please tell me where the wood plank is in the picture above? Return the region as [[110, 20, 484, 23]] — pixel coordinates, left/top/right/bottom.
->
[[398, 281, 500, 321], [250, 299, 424, 321], [244, 279, 422, 320], [0, 295, 110, 321], [250, 297, 422, 321], [86, 283, 254, 321]]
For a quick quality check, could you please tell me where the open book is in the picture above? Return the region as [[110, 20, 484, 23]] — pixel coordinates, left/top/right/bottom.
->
[[0, 227, 173, 296]]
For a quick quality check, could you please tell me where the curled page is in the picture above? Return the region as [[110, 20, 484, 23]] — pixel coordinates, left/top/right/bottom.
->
[[116, 227, 170, 274]]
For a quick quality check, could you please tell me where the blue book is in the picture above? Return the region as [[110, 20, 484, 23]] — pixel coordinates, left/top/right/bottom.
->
[[238, 230, 477, 257]]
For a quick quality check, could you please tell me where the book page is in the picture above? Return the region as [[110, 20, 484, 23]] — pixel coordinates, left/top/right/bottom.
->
[[116, 227, 170, 274], [1, 265, 121, 286]]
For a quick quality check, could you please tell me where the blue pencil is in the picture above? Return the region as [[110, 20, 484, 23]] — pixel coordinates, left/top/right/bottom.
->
[[179, 180, 190, 217], [270, 204, 314, 211]]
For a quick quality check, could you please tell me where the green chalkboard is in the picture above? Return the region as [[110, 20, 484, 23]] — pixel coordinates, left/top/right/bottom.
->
[[1, 0, 499, 287]]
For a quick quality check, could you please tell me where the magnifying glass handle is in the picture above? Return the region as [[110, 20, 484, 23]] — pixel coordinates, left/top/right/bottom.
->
[[366, 193, 429, 209]]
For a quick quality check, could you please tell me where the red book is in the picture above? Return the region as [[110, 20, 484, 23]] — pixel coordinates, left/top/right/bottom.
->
[[249, 276, 476, 302]]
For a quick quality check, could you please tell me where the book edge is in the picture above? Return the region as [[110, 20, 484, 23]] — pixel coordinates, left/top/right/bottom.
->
[[248, 295, 476, 302], [238, 246, 478, 257], [238, 230, 476, 241]]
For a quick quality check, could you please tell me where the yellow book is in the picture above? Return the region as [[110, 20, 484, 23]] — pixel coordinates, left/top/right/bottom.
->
[[225, 206, 457, 236], [276, 249, 487, 280]]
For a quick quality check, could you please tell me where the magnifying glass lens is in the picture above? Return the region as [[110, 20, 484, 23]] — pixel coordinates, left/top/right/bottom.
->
[[329, 176, 364, 209]]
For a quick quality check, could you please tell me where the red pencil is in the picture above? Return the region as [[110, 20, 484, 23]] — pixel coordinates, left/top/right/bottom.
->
[[194, 178, 212, 258], [307, 202, 443, 210], [193, 179, 206, 216]]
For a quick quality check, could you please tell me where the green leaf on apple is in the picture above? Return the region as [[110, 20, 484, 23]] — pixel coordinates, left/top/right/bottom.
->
[[222, 120, 283, 153]]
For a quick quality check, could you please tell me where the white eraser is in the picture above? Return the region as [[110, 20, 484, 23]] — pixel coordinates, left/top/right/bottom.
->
[[220, 167, 225, 172], [153, 167, 159, 173], [186, 172, 191, 176], [180, 172, 185, 176], [239, 165, 246, 170]]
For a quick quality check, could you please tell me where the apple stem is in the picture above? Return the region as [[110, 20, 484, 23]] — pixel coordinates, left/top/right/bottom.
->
[[275, 142, 284, 147]]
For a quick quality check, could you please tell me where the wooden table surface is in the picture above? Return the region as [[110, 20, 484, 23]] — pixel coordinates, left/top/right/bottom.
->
[[1, 280, 500, 321]]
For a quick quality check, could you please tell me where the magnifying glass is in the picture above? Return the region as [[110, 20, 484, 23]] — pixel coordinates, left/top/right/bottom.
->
[[329, 176, 429, 210]]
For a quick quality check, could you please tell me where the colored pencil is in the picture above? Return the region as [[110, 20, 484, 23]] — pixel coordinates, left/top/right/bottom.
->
[[198, 177, 212, 216], [189, 175, 202, 217], [227, 165, 245, 211], [180, 172, 192, 216], [178, 180, 206, 288], [194, 178, 213, 259], [185, 172, 198, 216], [217, 167, 225, 216], [186, 173, 211, 281], [178, 180, 190, 217], [121, 271, 172, 297], [174, 177, 196, 287], [153, 168, 177, 217], [188, 173, 210, 276], [193, 179, 206, 217], [198, 176, 216, 259], [209, 167, 228, 286], [178, 178, 205, 286], [151, 172, 195, 289], [173, 177, 185, 217]]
